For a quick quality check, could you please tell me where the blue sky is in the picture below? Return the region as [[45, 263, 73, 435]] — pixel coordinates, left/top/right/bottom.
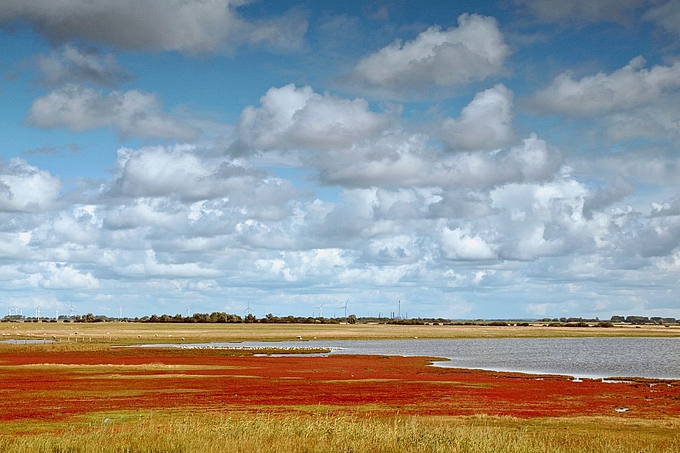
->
[[1, 0, 680, 320]]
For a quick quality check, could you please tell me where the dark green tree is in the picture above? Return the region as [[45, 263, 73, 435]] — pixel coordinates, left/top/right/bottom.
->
[[245, 313, 257, 323]]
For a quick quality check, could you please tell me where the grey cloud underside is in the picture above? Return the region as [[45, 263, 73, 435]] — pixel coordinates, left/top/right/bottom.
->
[[36, 44, 135, 88], [515, 0, 645, 24], [0, 0, 308, 53], [643, 1, 680, 37], [582, 178, 636, 220], [517, 0, 680, 39]]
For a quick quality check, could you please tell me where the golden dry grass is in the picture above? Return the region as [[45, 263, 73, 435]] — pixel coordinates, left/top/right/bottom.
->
[[1, 411, 678, 453], [2, 320, 678, 347]]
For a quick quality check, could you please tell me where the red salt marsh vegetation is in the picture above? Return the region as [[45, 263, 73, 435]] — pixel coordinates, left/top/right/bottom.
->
[[1, 346, 678, 423], [1, 336, 679, 453]]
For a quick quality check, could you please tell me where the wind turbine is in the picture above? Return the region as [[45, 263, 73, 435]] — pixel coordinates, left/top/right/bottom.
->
[[315, 302, 325, 318], [35, 304, 41, 320], [244, 301, 253, 316], [68, 303, 76, 317], [116, 302, 123, 320], [185, 301, 192, 317], [340, 300, 349, 317]]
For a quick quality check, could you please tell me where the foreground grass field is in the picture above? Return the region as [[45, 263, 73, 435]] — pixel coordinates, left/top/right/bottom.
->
[[2, 412, 679, 453], [1, 322, 678, 452]]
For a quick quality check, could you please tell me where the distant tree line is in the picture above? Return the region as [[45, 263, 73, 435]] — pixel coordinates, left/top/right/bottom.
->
[[609, 315, 677, 325], [2, 312, 677, 325], [139, 312, 357, 325]]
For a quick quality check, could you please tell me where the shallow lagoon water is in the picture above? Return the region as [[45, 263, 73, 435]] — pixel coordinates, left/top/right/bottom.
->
[[0, 339, 55, 345], [154, 337, 680, 379]]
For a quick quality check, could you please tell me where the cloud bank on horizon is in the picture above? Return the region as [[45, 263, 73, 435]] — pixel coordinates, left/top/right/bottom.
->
[[1, 0, 679, 320]]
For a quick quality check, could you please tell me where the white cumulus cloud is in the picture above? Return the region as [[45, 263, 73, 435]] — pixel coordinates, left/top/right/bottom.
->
[[26, 85, 201, 140], [441, 84, 515, 150], [531, 57, 680, 115], [348, 14, 510, 98], [40, 262, 100, 289], [314, 131, 562, 189], [0, 158, 62, 213], [441, 226, 497, 260], [109, 145, 292, 205], [234, 84, 390, 152]]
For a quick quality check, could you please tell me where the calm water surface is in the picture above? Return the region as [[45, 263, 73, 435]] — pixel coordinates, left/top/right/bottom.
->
[[168, 337, 680, 379], [0, 339, 54, 345]]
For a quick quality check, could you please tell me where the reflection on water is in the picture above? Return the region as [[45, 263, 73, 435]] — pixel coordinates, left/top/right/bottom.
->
[[153, 337, 680, 379]]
